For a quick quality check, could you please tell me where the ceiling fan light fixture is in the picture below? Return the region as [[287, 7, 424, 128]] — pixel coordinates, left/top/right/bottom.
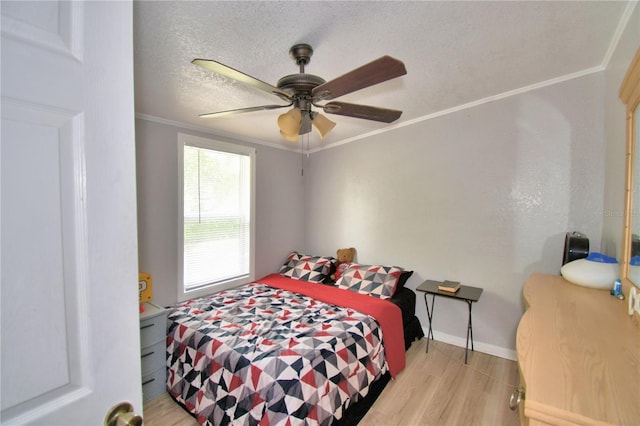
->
[[277, 108, 302, 137], [280, 130, 299, 142], [193, 44, 407, 142], [312, 113, 336, 139]]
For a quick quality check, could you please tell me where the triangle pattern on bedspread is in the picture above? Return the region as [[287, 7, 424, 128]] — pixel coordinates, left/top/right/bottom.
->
[[166, 282, 388, 425]]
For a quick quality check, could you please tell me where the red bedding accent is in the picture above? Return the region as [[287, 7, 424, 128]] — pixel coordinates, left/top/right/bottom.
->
[[258, 273, 406, 378]]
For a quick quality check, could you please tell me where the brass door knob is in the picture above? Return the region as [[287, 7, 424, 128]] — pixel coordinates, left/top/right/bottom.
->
[[104, 402, 143, 426]]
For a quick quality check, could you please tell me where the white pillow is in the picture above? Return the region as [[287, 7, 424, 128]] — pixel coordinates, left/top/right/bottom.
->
[[560, 256, 617, 290]]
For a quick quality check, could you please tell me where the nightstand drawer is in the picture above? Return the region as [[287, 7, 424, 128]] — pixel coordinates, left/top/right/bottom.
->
[[142, 366, 166, 403], [141, 340, 165, 376], [140, 314, 165, 347]]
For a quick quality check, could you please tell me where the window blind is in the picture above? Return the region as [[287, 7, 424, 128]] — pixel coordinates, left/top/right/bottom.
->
[[183, 145, 250, 290]]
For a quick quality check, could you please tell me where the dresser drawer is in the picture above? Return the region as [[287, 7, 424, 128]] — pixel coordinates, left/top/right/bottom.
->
[[140, 314, 166, 348], [142, 366, 166, 403], [141, 340, 165, 376]]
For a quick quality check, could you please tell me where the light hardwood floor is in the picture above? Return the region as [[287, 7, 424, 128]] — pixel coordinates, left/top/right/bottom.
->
[[143, 339, 520, 426]]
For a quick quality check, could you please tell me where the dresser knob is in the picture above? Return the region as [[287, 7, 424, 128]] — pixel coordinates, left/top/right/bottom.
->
[[509, 386, 525, 411]]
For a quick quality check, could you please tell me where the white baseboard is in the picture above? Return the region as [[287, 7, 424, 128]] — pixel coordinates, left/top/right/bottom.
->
[[422, 326, 517, 361]]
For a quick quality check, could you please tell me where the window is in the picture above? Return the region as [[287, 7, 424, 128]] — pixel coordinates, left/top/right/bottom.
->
[[178, 133, 255, 301]]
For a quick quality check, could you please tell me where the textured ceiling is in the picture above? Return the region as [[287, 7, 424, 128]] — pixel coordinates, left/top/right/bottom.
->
[[133, 1, 633, 151]]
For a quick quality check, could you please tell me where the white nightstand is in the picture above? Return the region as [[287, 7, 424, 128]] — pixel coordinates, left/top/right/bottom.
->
[[139, 302, 167, 403]]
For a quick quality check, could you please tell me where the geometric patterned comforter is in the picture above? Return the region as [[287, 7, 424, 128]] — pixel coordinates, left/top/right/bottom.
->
[[167, 281, 389, 425]]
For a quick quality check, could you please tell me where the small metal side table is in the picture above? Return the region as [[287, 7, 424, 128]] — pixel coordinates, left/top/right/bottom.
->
[[416, 279, 483, 364]]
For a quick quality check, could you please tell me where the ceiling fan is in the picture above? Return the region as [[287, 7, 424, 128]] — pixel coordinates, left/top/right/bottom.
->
[[192, 43, 407, 141]]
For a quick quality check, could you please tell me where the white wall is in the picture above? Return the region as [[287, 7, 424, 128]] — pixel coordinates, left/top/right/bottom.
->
[[602, 5, 640, 259], [133, 6, 638, 357], [307, 73, 605, 357], [135, 118, 307, 307]]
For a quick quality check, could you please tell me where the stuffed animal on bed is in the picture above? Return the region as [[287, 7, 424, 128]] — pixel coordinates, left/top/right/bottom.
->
[[331, 247, 356, 281]]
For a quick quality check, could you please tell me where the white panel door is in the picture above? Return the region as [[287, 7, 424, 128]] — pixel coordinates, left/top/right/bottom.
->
[[1, 1, 142, 424]]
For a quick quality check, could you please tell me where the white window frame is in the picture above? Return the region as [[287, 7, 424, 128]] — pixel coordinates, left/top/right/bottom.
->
[[177, 133, 256, 302]]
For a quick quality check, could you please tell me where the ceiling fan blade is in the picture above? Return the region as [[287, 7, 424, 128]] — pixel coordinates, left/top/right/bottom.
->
[[193, 59, 292, 101], [323, 101, 402, 123], [199, 104, 291, 118], [312, 56, 406, 101]]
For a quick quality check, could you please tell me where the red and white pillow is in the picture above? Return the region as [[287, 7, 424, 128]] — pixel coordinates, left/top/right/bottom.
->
[[336, 263, 404, 299], [279, 251, 335, 283]]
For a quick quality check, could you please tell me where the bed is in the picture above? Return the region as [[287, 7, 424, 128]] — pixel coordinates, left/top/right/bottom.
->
[[166, 252, 423, 425]]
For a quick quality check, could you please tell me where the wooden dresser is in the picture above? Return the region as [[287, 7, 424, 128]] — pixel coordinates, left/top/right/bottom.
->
[[516, 273, 640, 425]]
